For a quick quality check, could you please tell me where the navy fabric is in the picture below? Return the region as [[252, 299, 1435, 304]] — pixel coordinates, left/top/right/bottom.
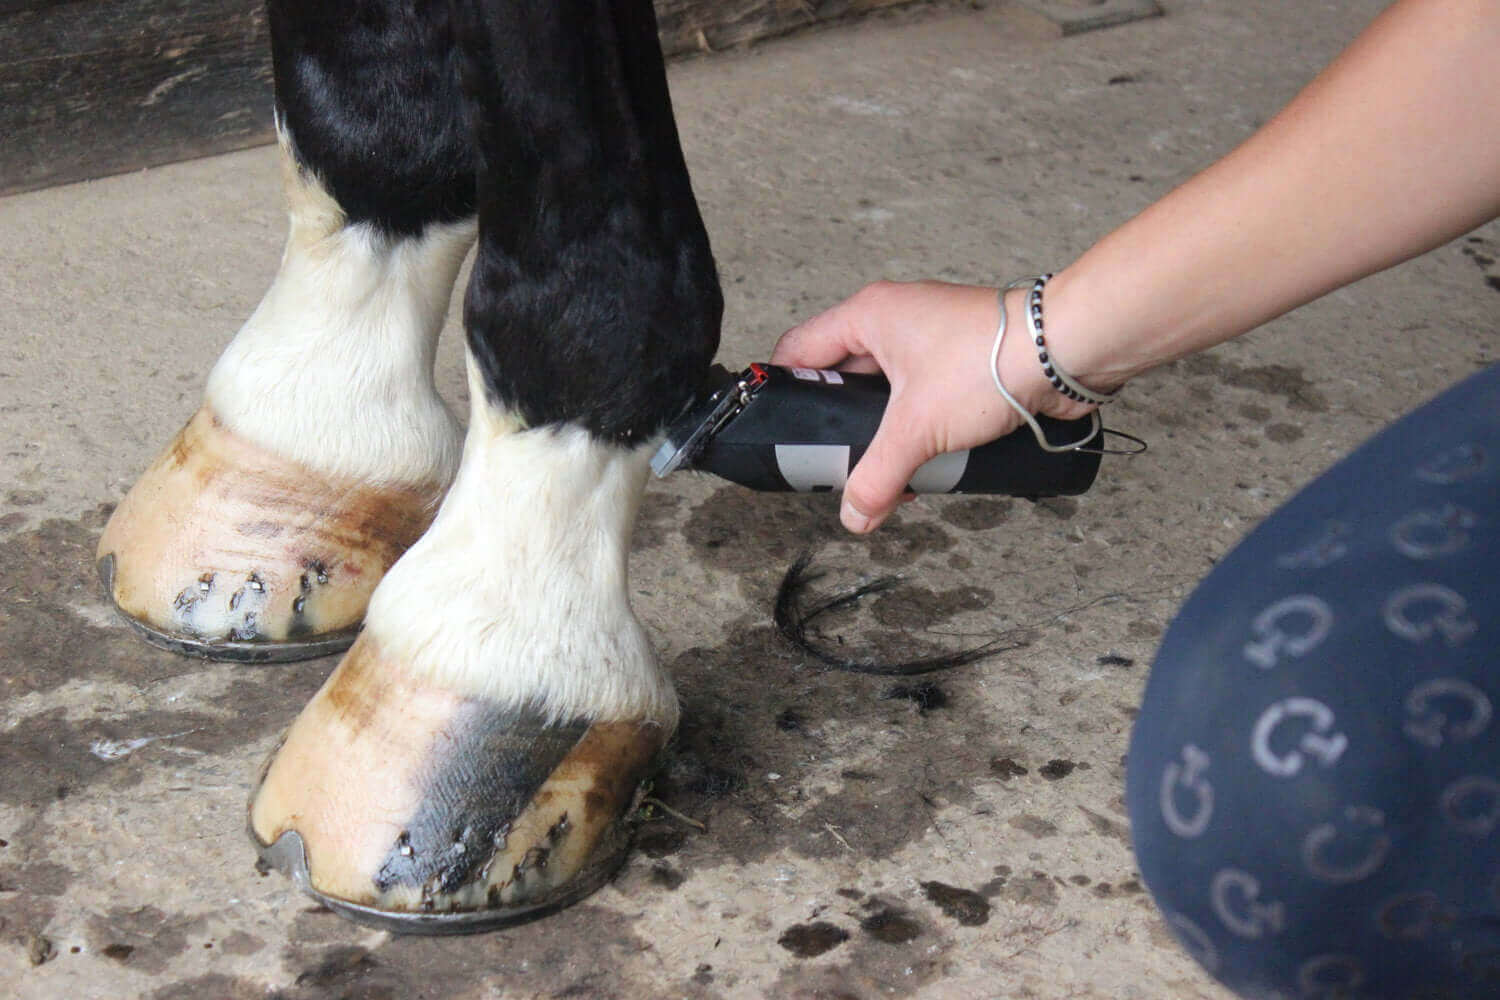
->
[[1126, 364, 1500, 1000]]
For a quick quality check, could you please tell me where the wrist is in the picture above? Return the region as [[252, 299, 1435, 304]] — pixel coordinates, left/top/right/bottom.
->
[[1037, 266, 1139, 396], [995, 285, 1096, 421]]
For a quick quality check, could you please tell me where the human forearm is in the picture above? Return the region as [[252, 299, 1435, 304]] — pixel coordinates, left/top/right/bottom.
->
[[1046, 0, 1500, 388], [774, 0, 1500, 534]]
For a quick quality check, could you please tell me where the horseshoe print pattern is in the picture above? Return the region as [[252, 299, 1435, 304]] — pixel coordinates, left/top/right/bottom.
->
[[1126, 364, 1500, 999]]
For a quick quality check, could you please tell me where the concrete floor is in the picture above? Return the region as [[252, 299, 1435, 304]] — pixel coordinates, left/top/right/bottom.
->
[[3, 1, 1497, 997]]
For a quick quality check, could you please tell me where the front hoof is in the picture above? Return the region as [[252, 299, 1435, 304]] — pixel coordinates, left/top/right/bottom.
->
[[248, 636, 668, 933], [97, 408, 442, 662]]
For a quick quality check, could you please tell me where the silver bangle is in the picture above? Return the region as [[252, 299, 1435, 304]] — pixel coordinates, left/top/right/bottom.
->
[[1024, 273, 1118, 407], [990, 278, 1101, 454]]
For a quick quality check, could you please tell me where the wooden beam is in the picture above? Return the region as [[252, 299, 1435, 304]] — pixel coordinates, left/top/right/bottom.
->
[[1, 0, 272, 196], [655, 0, 913, 56], [0, 0, 916, 197], [1015, 0, 1161, 37]]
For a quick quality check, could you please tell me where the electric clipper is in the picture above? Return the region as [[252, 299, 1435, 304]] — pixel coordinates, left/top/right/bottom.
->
[[651, 363, 1112, 497]]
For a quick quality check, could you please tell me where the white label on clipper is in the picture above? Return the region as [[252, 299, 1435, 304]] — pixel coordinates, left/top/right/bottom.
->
[[775, 444, 850, 491], [908, 450, 969, 493], [790, 367, 844, 385]]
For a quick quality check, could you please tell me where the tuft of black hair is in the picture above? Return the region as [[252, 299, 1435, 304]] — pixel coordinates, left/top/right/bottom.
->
[[772, 552, 1021, 676]]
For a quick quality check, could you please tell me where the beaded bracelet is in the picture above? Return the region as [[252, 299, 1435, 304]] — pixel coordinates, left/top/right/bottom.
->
[[1024, 273, 1118, 407], [989, 277, 1101, 454]]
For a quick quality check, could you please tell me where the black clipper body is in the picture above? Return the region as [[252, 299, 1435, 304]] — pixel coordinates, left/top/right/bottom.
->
[[652, 364, 1102, 497]]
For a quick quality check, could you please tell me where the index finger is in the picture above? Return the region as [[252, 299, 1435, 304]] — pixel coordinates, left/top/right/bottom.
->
[[770, 298, 866, 371]]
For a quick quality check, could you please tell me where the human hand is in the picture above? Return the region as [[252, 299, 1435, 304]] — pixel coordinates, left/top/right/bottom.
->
[[771, 280, 1092, 533]]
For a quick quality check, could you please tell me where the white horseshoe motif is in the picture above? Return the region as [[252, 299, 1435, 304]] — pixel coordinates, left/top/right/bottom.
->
[[1275, 521, 1350, 570], [1297, 954, 1365, 997], [1301, 805, 1391, 884], [1159, 744, 1214, 839], [1440, 775, 1500, 836], [1383, 583, 1478, 646], [1375, 891, 1451, 941], [1251, 697, 1348, 778], [1210, 868, 1285, 939], [1403, 678, 1492, 748], [1390, 503, 1476, 559], [1415, 442, 1486, 484], [1243, 594, 1334, 670]]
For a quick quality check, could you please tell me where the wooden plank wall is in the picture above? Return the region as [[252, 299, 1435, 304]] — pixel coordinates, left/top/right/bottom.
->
[[0, 0, 913, 198]]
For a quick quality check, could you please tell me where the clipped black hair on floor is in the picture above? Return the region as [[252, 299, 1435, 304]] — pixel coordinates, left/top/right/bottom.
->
[[773, 552, 1022, 676]]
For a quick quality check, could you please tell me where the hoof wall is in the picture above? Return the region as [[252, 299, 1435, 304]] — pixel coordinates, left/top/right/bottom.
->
[[252, 827, 626, 935], [247, 637, 668, 932], [97, 554, 359, 663], [97, 408, 441, 662]]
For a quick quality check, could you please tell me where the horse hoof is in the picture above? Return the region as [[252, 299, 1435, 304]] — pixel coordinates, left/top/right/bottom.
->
[[97, 408, 442, 662], [248, 634, 668, 933]]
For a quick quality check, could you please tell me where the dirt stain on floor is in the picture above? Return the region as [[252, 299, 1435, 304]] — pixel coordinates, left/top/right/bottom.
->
[[648, 483, 1044, 877], [869, 584, 993, 631], [0, 513, 332, 808], [770, 900, 949, 999], [681, 485, 969, 595], [778, 920, 850, 958], [2, 492, 1121, 995], [271, 902, 719, 1000], [858, 903, 924, 944], [657, 611, 1019, 867], [682, 487, 841, 576], [1175, 355, 1329, 413], [921, 880, 991, 926], [938, 497, 1013, 531], [85, 905, 204, 976]]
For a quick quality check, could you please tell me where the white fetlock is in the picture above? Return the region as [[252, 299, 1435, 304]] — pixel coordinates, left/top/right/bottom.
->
[[98, 134, 476, 659], [206, 130, 475, 488], [366, 357, 678, 727], [250, 360, 676, 928]]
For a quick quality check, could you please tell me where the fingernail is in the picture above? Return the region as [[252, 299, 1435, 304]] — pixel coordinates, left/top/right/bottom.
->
[[842, 499, 873, 533]]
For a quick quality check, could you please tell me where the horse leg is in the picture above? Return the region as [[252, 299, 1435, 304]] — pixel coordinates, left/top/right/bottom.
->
[[97, 0, 476, 660], [249, 0, 722, 929]]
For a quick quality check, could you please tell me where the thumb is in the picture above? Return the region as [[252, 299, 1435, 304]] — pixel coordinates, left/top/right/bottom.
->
[[840, 398, 931, 533]]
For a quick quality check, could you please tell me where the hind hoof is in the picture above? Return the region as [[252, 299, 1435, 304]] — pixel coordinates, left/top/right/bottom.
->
[[248, 635, 668, 933], [97, 407, 442, 662]]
